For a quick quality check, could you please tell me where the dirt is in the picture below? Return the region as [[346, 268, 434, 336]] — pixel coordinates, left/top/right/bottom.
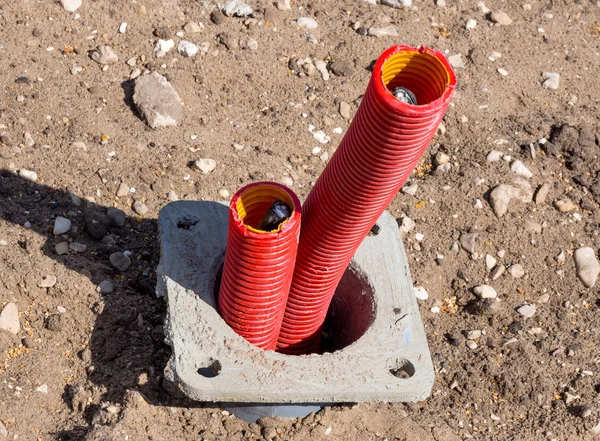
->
[[1, 0, 600, 440]]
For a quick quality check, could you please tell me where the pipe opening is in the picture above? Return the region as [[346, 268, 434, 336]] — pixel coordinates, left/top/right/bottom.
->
[[235, 184, 295, 233], [381, 50, 451, 106]]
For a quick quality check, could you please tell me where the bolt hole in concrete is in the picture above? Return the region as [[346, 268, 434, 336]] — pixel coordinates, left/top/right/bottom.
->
[[198, 359, 222, 378], [213, 263, 375, 354], [389, 358, 416, 379], [176, 216, 200, 230]]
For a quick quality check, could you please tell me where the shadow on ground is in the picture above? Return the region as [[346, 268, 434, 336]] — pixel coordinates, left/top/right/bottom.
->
[[0, 170, 217, 439]]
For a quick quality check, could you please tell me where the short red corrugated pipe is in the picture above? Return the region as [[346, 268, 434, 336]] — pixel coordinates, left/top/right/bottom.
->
[[277, 45, 457, 354], [218, 182, 301, 350]]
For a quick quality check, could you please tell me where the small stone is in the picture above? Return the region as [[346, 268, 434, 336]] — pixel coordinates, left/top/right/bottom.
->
[[573, 247, 600, 288], [222, 0, 253, 17], [192, 158, 217, 174], [487, 337, 518, 348], [466, 339, 478, 350], [459, 232, 477, 254], [69, 242, 87, 253], [133, 72, 183, 129], [497, 250, 506, 258], [490, 10, 513, 25], [24, 132, 35, 147], [183, 21, 204, 34], [119, 22, 127, 33], [339, 101, 351, 120], [534, 183, 550, 204], [564, 392, 580, 405], [177, 41, 198, 57], [487, 150, 503, 162], [110, 252, 131, 272], [167, 191, 179, 201], [245, 38, 258, 51], [490, 265, 505, 281], [413, 286, 429, 300], [508, 264, 525, 278], [435, 152, 450, 166], [107, 208, 126, 227], [35, 384, 48, 394], [485, 254, 497, 270], [218, 188, 230, 199], [553, 198, 576, 212], [116, 183, 129, 198], [448, 54, 464, 69], [465, 19, 477, 30], [154, 39, 175, 57], [276, 0, 291, 10], [71, 141, 86, 150], [132, 201, 148, 216], [46, 314, 63, 331], [60, 0, 81, 12], [541, 72, 560, 90], [474, 285, 497, 299], [524, 220, 542, 234], [18, 169, 37, 182], [39, 275, 57, 288], [329, 61, 353, 77], [517, 304, 536, 318], [0, 302, 20, 334], [55, 242, 69, 255], [297, 17, 318, 30], [399, 216, 415, 234], [402, 183, 418, 196], [70, 65, 83, 75], [489, 184, 522, 217], [314, 60, 329, 81], [97, 280, 115, 294], [210, 10, 225, 25], [497, 68, 508, 77], [380, 0, 412, 8], [282, 176, 294, 187], [53, 217, 72, 235], [368, 26, 399, 37], [510, 160, 533, 178], [85, 208, 109, 240], [91, 45, 119, 65], [474, 199, 484, 209], [0, 421, 7, 437]]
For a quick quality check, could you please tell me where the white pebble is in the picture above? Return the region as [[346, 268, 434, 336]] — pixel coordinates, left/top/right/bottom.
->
[[510, 160, 533, 178], [541, 72, 560, 90], [413, 286, 429, 300], [497, 68, 508, 77], [35, 384, 48, 394], [473, 285, 497, 299], [19, 169, 38, 182], [119, 22, 128, 33], [465, 19, 477, 30], [486, 150, 503, 162], [218, 188, 230, 199], [415, 232, 424, 242], [155, 39, 175, 57], [60, 0, 81, 12], [177, 40, 198, 57], [297, 17, 318, 30], [311, 146, 322, 156], [517, 304, 536, 318], [53, 217, 72, 235]]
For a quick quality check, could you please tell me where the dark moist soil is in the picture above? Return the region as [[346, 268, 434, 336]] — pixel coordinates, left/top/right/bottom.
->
[[1, 0, 600, 440]]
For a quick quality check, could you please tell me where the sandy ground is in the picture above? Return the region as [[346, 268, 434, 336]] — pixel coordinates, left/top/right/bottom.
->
[[1, 0, 600, 440]]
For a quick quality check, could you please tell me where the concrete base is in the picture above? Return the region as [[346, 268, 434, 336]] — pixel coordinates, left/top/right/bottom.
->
[[157, 201, 433, 420]]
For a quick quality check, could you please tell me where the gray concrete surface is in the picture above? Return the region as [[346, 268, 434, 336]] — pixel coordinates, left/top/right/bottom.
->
[[157, 201, 434, 406]]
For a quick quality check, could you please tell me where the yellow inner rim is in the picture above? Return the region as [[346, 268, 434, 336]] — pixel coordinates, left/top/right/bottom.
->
[[236, 185, 295, 233], [381, 50, 451, 104]]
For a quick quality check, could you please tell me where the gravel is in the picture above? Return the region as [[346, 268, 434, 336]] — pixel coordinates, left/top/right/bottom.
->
[[18, 169, 38, 182], [38, 275, 57, 288], [97, 280, 115, 294], [508, 264, 525, 278], [0, 302, 20, 334], [573, 247, 600, 288], [368, 26, 399, 37], [516, 304, 536, 318], [91, 45, 119, 64], [132, 200, 148, 216], [541, 72, 560, 89], [192, 158, 217, 174], [133, 72, 183, 128], [473, 285, 497, 299], [490, 10, 512, 25], [60, 0, 81, 12], [109, 252, 132, 272], [296, 17, 318, 30], [53, 217, 72, 235]]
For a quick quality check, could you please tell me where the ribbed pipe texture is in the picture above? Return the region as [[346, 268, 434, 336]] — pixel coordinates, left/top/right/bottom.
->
[[218, 182, 301, 350], [277, 45, 457, 354]]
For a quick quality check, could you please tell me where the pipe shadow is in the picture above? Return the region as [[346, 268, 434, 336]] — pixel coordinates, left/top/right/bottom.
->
[[0, 170, 216, 437]]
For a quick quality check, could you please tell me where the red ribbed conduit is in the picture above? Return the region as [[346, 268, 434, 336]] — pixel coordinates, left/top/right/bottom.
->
[[218, 182, 301, 350], [277, 45, 457, 354]]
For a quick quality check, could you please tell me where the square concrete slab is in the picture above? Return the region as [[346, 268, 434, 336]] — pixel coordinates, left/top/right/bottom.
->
[[157, 201, 434, 404]]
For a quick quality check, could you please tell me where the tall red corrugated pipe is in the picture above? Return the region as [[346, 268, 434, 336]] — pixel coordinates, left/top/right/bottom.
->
[[277, 45, 457, 354], [218, 182, 301, 350]]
